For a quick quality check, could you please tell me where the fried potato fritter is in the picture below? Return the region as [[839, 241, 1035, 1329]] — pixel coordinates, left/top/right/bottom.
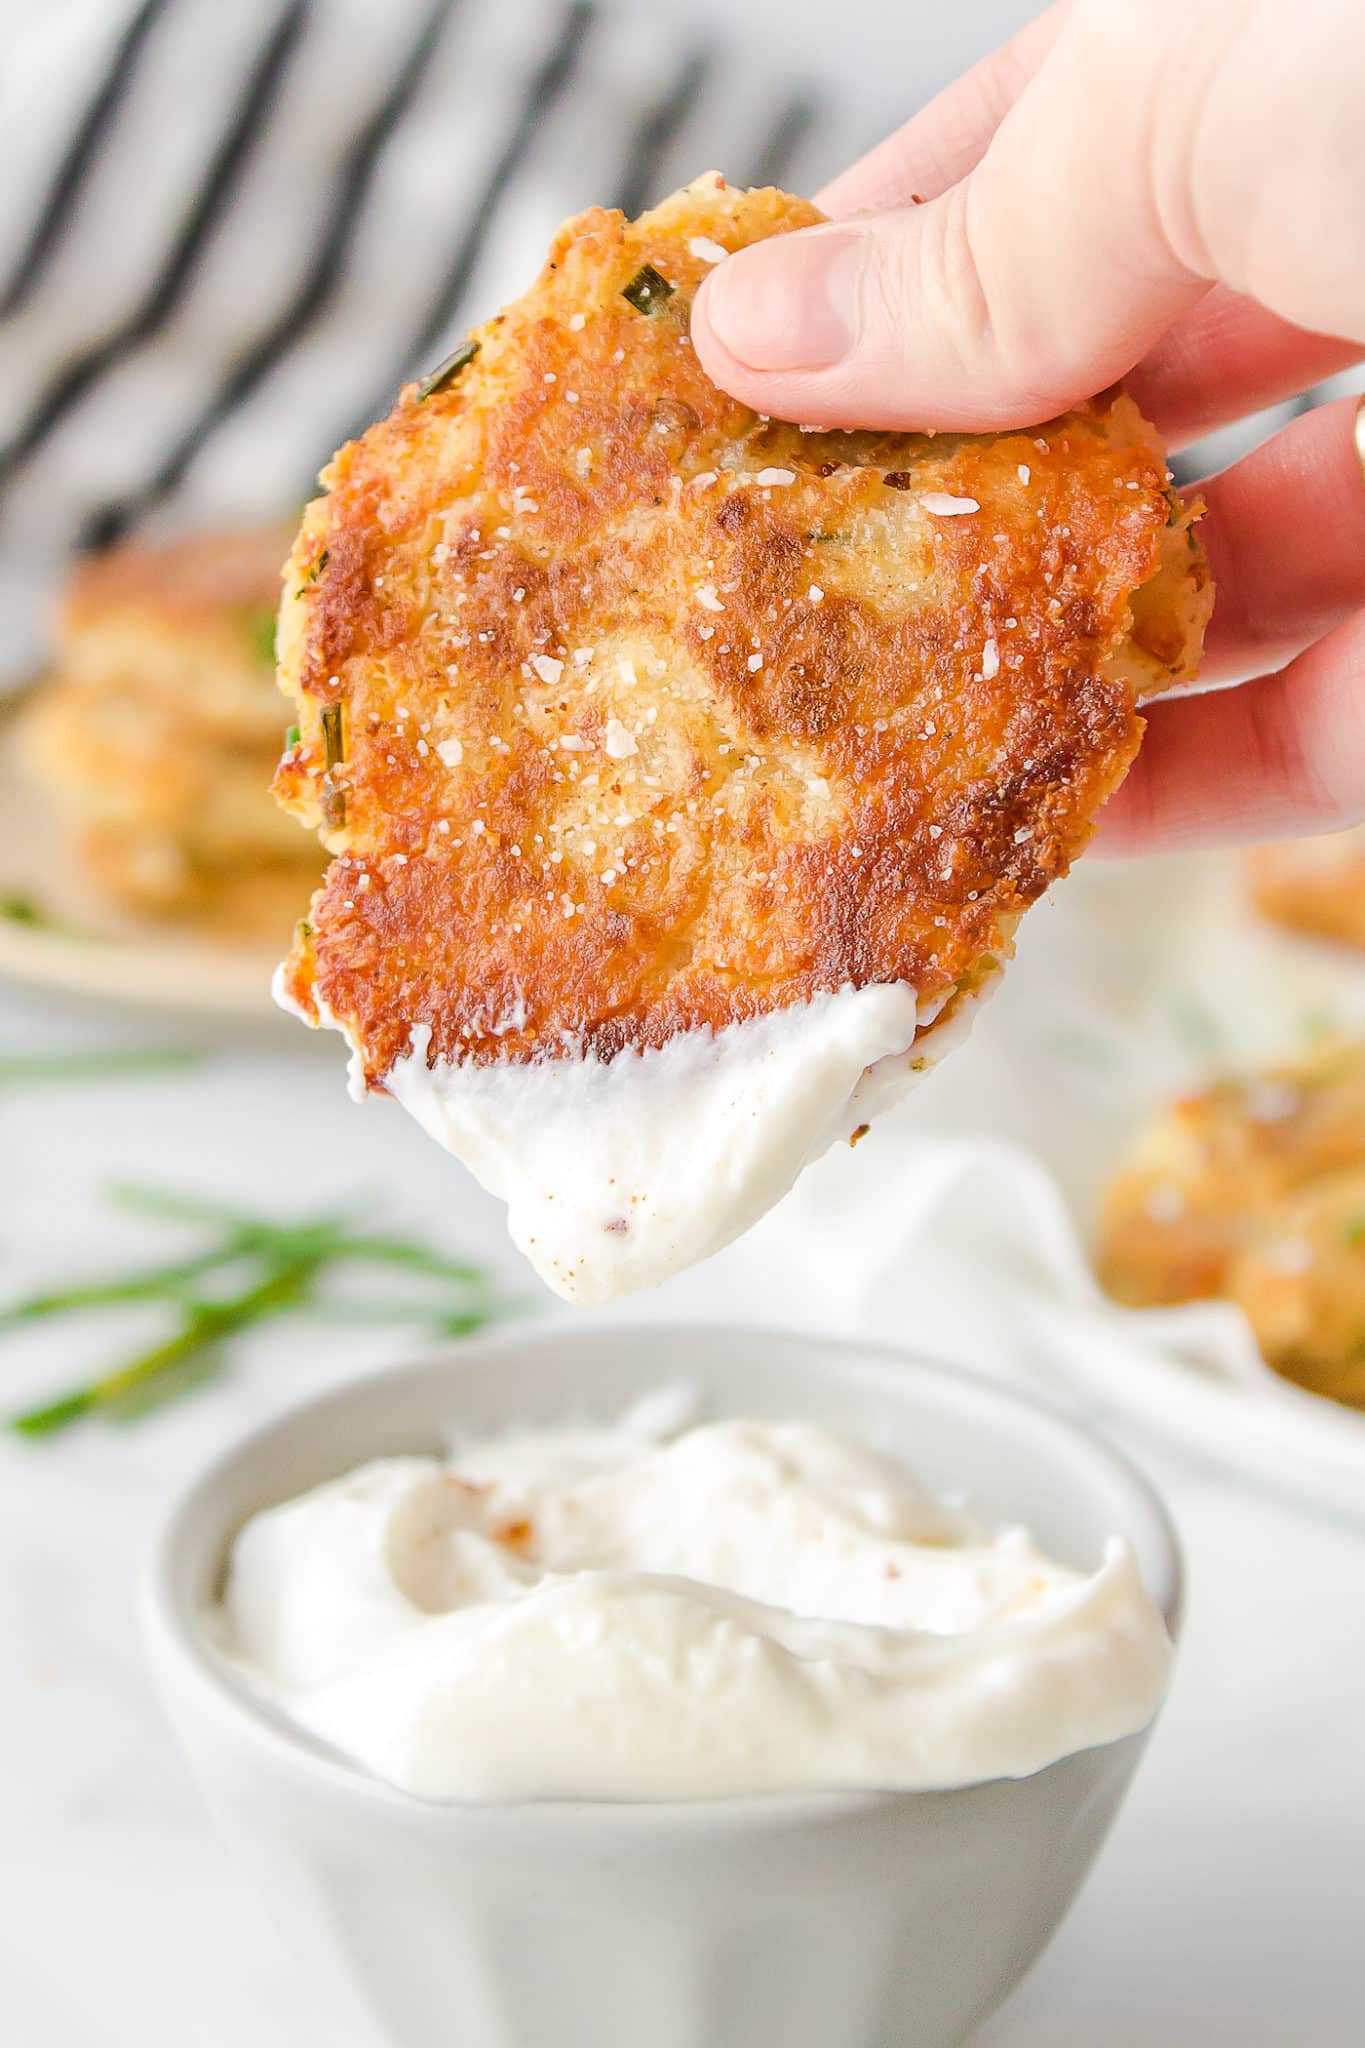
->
[[1226, 1170, 1365, 1407], [58, 527, 293, 742], [1098, 1040, 1365, 1408], [24, 525, 315, 917], [1247, 825, 1365, 953], [273, 176, 1210, 1096]]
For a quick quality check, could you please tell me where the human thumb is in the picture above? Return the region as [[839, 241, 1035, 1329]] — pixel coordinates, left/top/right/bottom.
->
[[691, 0, 1356, 431]]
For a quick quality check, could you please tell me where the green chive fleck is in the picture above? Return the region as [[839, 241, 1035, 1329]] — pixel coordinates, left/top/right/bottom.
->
[[416, 338, 480, 403], [300, 548, 329, 588], [0, 895, 85, 940], [321, 702, 346, 827], [321, 703, 344, 770], [1, 894, 47, 928], [285, 723, 301, 750], [621, 264, 674, 314]]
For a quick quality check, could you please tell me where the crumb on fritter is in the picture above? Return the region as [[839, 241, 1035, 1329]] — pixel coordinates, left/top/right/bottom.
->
[[273, 173, 1211, 1091]]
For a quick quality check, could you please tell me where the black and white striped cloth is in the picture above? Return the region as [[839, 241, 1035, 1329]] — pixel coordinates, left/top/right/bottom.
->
[[0, 0, 874, 687], [5, 0, 1352, 695]]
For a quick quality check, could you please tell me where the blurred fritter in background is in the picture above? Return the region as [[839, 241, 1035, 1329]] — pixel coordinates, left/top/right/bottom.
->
[[20, 525, 312, 930]]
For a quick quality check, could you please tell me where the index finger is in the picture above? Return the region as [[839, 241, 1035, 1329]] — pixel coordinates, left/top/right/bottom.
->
[[817, 3, 1071, 215], [1100, 609, 1365, 855]]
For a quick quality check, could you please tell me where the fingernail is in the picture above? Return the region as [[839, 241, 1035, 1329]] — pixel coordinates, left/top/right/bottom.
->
[[703, 227, 863, 372], [1354, 395, 1365, 484]]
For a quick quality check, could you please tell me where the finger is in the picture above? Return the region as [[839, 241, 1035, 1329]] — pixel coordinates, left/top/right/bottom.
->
[[693, 3, 1365, 434], [1128, 289, 1364, 450], [1100, 610, 1365, 855], [693, 5, 1207, 431], [1194, 397, 1365, 682], [816, 3, 1071, 215]]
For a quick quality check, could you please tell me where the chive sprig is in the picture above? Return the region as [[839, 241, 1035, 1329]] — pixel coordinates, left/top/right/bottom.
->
[[6, 1185, 511, 1439]]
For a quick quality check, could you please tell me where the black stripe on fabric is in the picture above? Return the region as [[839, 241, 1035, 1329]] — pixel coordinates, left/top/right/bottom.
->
[[332, 0, 596, 460], [608, 46, 711, 220], [0, 0, 310, 498], [743, 91, 818, 189], [0, 0, 177, 319], [82, 0, 459, 551]]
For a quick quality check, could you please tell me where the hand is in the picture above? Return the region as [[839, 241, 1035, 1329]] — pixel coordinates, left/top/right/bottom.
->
[[690, 0, 1365, 853]]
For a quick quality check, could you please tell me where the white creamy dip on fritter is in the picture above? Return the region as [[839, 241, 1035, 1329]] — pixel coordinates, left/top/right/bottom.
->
[[277, 972, 990, 1302]]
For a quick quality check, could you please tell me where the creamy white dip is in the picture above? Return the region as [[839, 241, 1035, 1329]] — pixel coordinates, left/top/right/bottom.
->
[[215, 1400, 1172, 1803]]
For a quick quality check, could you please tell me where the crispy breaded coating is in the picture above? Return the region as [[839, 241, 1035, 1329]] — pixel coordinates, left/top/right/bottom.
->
[[274, 175, 1210, 1092], [1247, 826, 1365, 953], [1097, 1039, 1365, 1409], [23, 525, 316, 917]]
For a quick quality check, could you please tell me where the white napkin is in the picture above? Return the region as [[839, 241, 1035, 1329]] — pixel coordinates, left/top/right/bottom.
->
[[722, 1127, 1365, 1526], [667, 850, 1365, 1525]]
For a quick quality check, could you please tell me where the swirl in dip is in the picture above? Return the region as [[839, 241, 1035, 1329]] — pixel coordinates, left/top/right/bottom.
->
[[213, 1396, 1172, 1802]]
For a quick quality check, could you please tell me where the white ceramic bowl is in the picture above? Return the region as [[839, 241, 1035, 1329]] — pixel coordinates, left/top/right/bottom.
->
[[142, 1322, 1182, 2048]]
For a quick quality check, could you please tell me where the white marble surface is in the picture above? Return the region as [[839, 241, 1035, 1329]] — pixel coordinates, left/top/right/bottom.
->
[[3, 967, 1364, 2048]]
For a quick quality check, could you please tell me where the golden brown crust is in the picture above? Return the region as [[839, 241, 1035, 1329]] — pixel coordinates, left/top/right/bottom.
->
[[274, 176, 1210, 1087]]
